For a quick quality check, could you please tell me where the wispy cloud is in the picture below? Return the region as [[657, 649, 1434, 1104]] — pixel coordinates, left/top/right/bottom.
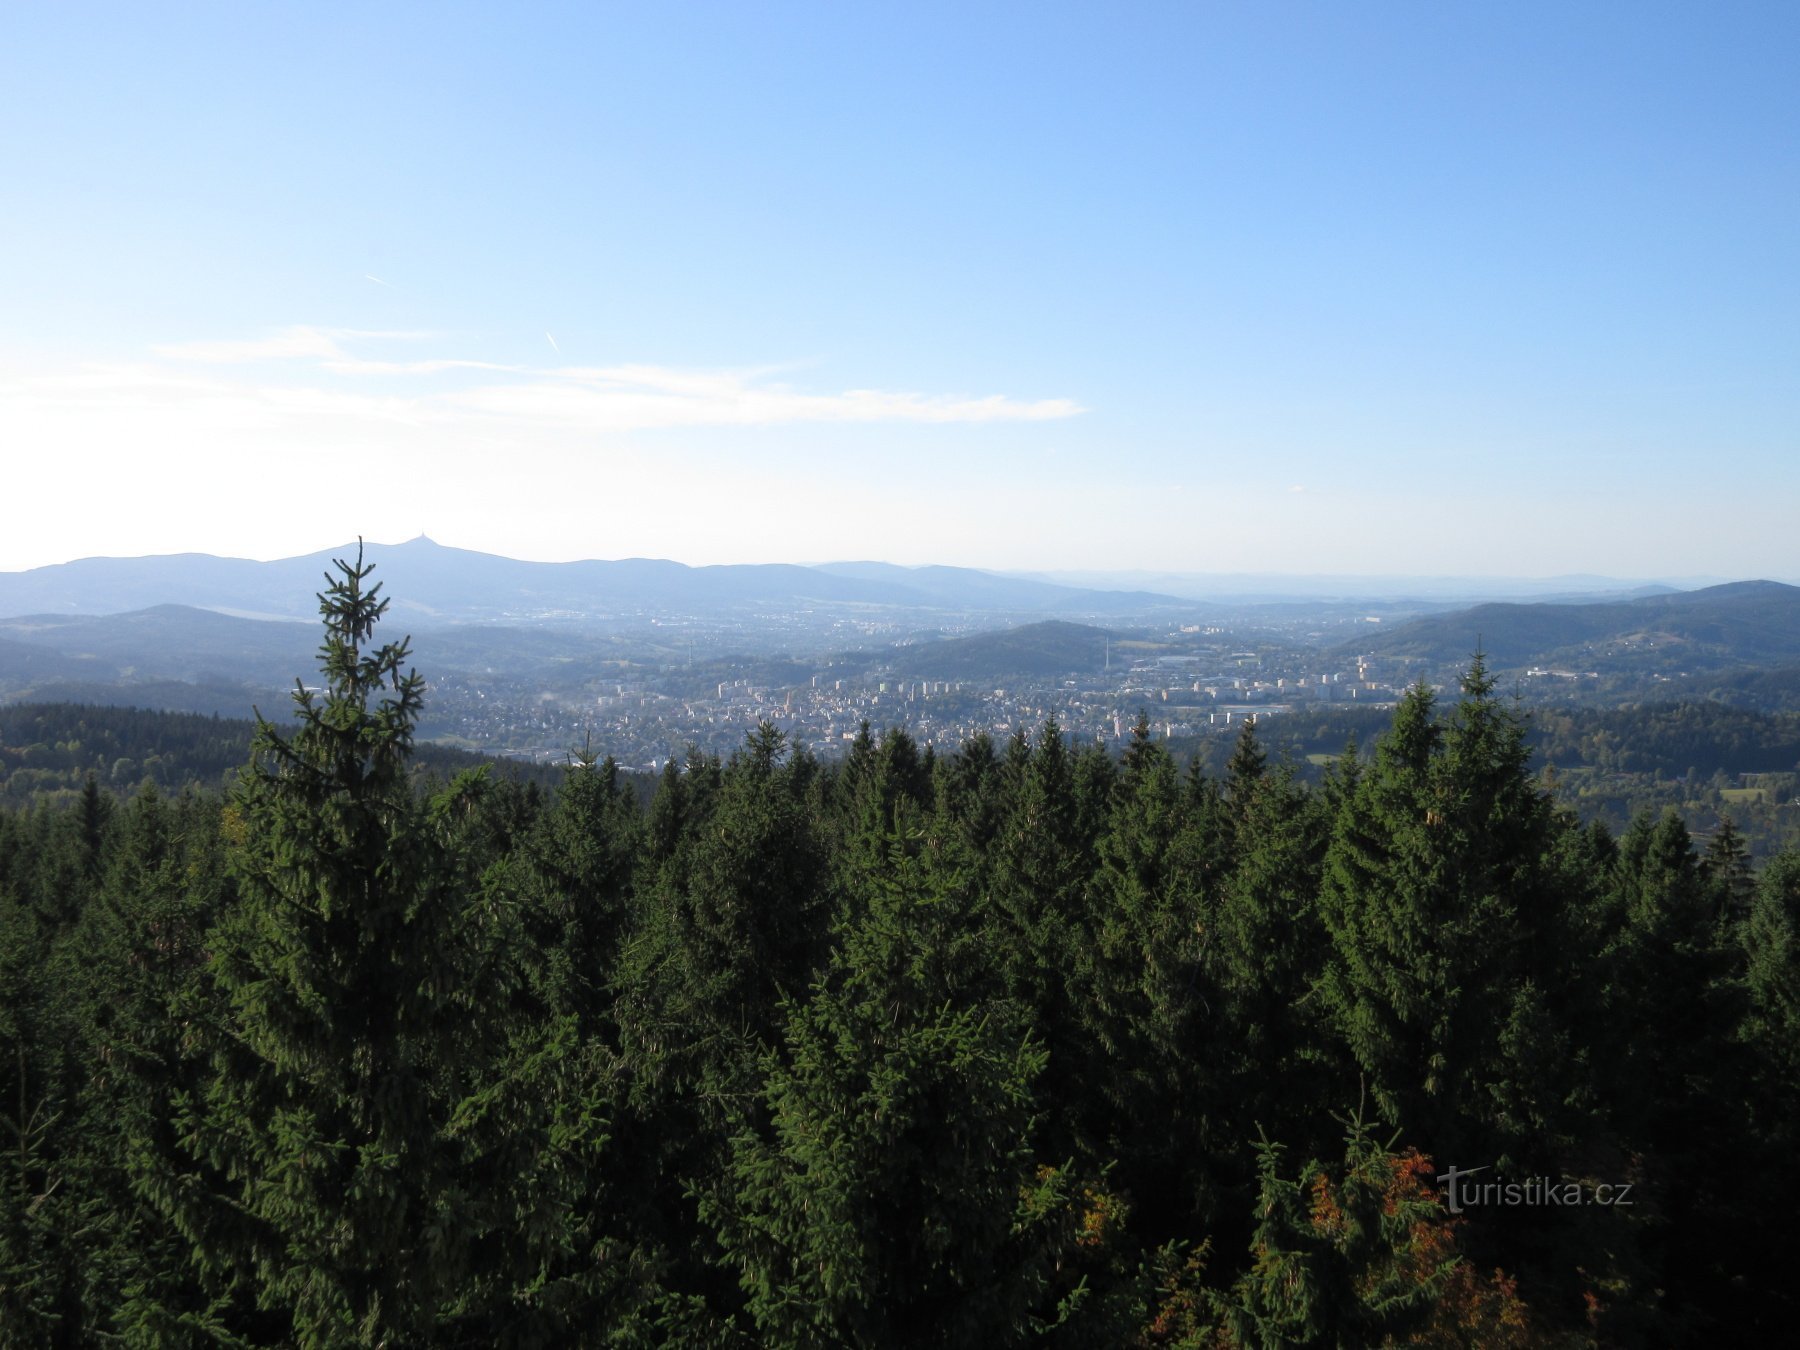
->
[[0, 329, 1085, 573], [154, 326, 441, 367], [127, 326, 1084, 429], [448, 369, 1081, 429], [153, 327, 358, 364]]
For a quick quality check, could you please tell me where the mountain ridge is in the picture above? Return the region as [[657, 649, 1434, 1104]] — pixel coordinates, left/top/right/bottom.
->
[[0, 537, 1184, 621]]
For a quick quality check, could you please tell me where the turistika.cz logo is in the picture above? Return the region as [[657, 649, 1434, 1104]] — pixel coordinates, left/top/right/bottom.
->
[[1436, 1165, 1635, 1214]]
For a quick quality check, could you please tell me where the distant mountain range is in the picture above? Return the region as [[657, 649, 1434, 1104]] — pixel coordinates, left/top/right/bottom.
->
[[1005, 569, 1714, 603], [0, 537, 1183, 622], [1342, 580, 1800, 669], [9, 539, 1747, 623]]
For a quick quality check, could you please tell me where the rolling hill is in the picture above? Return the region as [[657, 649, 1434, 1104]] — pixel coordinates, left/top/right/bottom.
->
[[1341, 580, 1800, 670], [0, 702, 572, 805], [0, 603, 644, 701], [812, 561, 1175, 614], [884, 620, 1116, 680]]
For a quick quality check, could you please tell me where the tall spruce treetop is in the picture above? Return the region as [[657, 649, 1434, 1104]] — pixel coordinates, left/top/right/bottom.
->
[[1316, 663, 1566, 1159], [200, 544, 489, 1344], [284, 545, 424, 802], [1223, 718, 1267, 811]]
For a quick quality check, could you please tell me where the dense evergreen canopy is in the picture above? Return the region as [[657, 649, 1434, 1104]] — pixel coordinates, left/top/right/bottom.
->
[[1, 555, 1794, 1345]]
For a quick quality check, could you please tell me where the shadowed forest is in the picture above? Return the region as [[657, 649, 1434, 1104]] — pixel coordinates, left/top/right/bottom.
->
[[3, 556, 1796, 1347]]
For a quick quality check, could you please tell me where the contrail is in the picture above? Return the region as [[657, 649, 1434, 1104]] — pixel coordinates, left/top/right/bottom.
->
[[365, 274, 395, 288], [546, 331, 561, 354]]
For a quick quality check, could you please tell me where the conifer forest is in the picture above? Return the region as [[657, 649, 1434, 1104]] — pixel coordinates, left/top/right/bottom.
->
[[3, 555, 1796, 1348]]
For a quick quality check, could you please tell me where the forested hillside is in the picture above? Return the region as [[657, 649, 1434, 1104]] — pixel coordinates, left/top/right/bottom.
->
[[1346, 579, 1800, 670], [0, 702, 567, 807], [1186, 700, 1800, 859], [3, 557, 1797, 1345], [891, 619, 1114, 678]]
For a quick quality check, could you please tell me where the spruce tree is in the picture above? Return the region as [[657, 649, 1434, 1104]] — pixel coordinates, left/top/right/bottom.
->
[[612, 722, 829, 1332], [1316, 665, 1570, 1164], [833, 727, 931, 912], [989, 719, 1104, 1164], [513, 745, 641, 1020], [1743, 849, 1800, 1115], [72, 785, 244, 1341], [0, 882, 76, 1344], [1084, 718, 1220, 1244], [1700, 814, 1755, 931], [715, 824, 1090, 1347], [1600, 811, 1753, 1333], [1738, 850, 1800, 1329], [1222, 719, 1267, 824], [1211, 765, 1337, 1164], [191, 546, 500, 1342], [659, 722, 826, 1050]]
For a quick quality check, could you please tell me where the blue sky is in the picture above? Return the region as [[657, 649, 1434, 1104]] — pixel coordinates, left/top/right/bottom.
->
[[3, 2, 1796, 577]]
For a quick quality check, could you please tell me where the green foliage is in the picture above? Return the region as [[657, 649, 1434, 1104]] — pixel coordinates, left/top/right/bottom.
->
[[717, 844, 1064, 1346], [1743, 849, 1800, 1099], [190, 547, 527, 1341], [1083, 719, 1225, 1242], [0, 700, 565, 809], [1315, 664, 1575, 1160], [0, 884, 77, 1344], [4, 572, 1795, 1345]]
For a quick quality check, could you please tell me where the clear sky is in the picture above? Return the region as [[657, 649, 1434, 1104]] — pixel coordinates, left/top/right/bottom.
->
[[3, 2, 1796, 578]]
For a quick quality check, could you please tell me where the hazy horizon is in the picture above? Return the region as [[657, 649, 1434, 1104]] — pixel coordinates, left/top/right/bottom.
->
[[5, 4, 1797, 577], [0, 531, 1777, 602]]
